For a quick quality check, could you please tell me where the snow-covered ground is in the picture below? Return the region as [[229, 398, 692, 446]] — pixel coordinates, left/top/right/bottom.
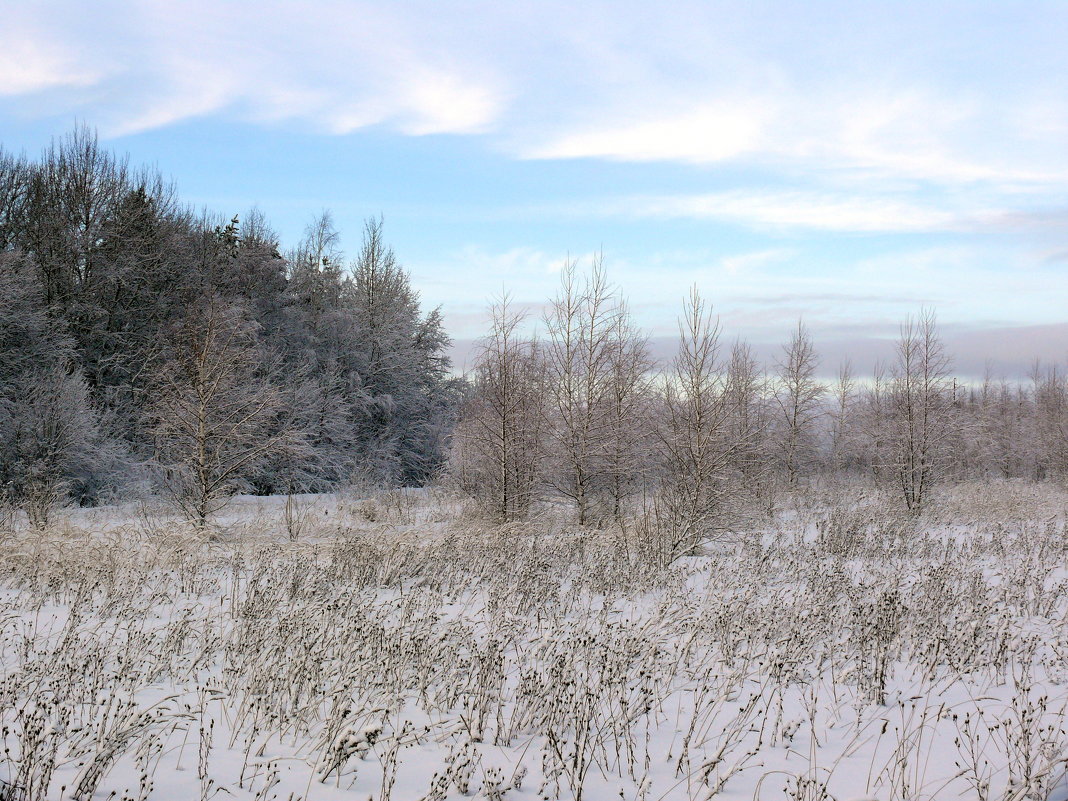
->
[[2, 483, 1068, 801]]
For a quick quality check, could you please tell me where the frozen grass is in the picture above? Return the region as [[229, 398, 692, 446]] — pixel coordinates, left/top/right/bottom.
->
[[1, 484, 1068, 800]]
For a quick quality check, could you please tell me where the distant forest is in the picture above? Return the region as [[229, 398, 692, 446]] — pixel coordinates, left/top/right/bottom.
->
[[2, 128, 1067, 537], [1, 127, 459, 525]]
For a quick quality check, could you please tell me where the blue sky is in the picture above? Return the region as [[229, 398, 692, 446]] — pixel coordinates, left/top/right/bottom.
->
[[1, 1, 1066, 375]]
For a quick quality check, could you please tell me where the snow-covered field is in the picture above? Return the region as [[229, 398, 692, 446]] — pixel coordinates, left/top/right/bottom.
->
[[2, 483, 1068, 801]]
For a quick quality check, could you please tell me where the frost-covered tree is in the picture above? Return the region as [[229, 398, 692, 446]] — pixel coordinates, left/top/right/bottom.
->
[[1029, 361, 1068, 481], [347, 218, 454, 484], [0, 254, 115, 525], [453, 297, 547, 522], [286, 210, 347, 327], [1, 130, 460, 505], [654, 289, 738, 561], [888, 310, 953, 510], [773, 320, 824, 487], [602, 299, 655, 521], [828, 360, 859, 476], [542, 259, 623, 524], [7, 368, 104, 528], [724, 339, 772, 508]]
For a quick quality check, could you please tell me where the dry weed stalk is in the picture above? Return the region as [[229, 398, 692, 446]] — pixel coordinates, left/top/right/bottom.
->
[[0, 486, 1066, 799]]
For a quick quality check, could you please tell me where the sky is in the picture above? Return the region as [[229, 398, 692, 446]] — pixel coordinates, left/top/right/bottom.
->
[[1, 1, 1066, 376]]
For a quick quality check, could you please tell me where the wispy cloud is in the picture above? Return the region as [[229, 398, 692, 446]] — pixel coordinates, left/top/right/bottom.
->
[[720, 248, 794, 275], [412, 244, 600, 330], [544, 189, 1043, 234], [3, 1, 1065, 195], [0, 1, 507, 137], [607, 191, 969, 232], [522, 85, 1068, 191], [0, 11, 102, 95], [526, 101, 769, 164]]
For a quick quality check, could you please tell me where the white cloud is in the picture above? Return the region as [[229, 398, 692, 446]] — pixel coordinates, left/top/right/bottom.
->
[[396, 71, 500, 135], [582, 190, 995, 233], [523, 86, 1068, 189], [720, 248, 794, 275], [104, 58, 237, 136], [418, 244, 599, 294], [528, 101, 769, 163], [0, 29, 101, 95]]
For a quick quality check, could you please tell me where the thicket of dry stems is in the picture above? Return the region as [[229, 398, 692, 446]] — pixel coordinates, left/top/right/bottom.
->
[[1, 482, 1068, 800]]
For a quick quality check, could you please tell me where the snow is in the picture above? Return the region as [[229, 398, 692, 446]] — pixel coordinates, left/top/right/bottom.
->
[[1, 484, 1067, 800]]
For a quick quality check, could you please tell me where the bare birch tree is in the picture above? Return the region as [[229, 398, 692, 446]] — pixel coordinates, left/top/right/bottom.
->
[[829, 360, 857, 476], [453, 296, 546, 522], [888, 309, 953, 510], [861, 361, 891, 488], [603, 299, 654, 521], [724, 339, 772, 512], [654, 288, 737, 563], [773, 320, 824, 487], [542, 258, 620, 524], [150, 296, 284, 530], [1029, 360, 1068, 481]]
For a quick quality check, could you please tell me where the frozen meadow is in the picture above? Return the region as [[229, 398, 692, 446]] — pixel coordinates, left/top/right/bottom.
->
[[2, 483, 1068, 801]]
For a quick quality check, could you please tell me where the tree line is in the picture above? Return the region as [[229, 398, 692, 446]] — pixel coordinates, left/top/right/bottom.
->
[[2, 127, 1065, 536], [452, 261, 1068, 562], [0, 127, 459, 527]]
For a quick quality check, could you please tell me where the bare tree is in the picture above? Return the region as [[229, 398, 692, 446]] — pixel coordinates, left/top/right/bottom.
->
[[25, 125, 131, 312], [453, 296, 547, 522], [150, 296, 285, 530], [773, 320, 824, 487], [724, 339, 772, 512], [1029, 360, 1068, 481], [966, 363, 1020, 479], [602, 299, 654, 522], [542, 258, 621, 524], [989, 378, 1029, 479], [0, 148, 30, 251], [653, 288, 738, 563], [888, 310, 953, 510], [860, 361, 891, 488], [829, 359, 857, 477]]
